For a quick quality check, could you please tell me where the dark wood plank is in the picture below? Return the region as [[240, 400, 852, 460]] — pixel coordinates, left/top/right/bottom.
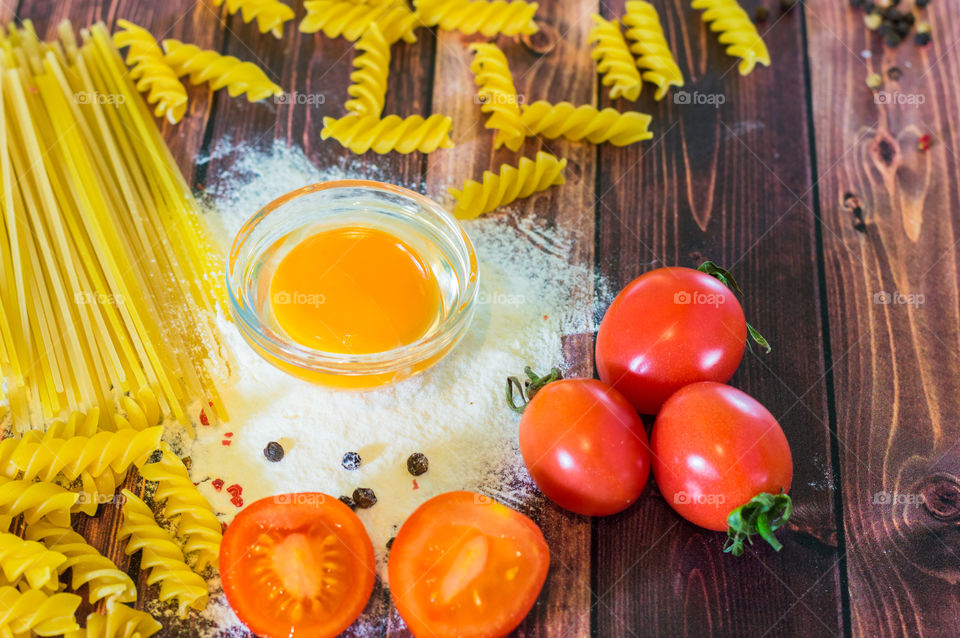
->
[[594, 1, 844, 636], [806, 1, 960, 636], [422, 3, 597, 636]]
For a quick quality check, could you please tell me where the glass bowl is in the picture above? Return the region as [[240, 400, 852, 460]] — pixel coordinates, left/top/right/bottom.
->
[[227, 180, 479, 389]]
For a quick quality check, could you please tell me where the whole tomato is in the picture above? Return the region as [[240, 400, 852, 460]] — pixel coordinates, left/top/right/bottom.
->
[[651, 382, 793, 555], [516, 373, 651, 516], [596, 266, 748, 415]]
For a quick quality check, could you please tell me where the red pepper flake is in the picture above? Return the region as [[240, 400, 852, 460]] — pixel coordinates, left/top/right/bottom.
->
[[199, 409, 210, 426], [543, 314, 548, 320], [221, 440, 232, 446], [226, 484, 243, 497], [918, 134, 933, 151], [412, 479, 420, 490], [212, 478, 224, 491], [224, 432, 234, 438], [230, 495, 244, 507]]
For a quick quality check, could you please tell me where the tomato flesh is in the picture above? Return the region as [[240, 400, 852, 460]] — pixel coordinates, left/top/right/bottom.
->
[[519, 378, 650, 516], [219, 493, 375, 638], [651, 382, 793, 531], [388, 491, 549, 638], [596, 267, 747, 414]]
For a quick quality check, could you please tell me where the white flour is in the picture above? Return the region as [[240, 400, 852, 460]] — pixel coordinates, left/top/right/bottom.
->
[[177, 141, 604, 635]]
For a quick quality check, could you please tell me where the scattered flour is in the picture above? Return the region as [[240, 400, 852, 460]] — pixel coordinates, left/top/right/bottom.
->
[[177, 141, 604, 635]]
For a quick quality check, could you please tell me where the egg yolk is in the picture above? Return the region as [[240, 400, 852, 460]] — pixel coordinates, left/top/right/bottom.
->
[[269, 226, 442, 355]]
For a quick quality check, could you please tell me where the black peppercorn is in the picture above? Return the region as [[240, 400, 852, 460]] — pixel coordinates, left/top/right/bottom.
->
[[342, 451, 362, 470], [886, 66, 902, 80], [915, 32, 932, 45], [353, 487, 377, 508], [406, 452, 429, 476], [264, 441, 284, 462], [339, 495, 357, 510], [386, 537, 395, 550], [884, 32, 902, 47]]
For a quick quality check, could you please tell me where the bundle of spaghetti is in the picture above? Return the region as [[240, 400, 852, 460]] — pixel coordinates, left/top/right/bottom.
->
[[520, 100, 653, 146], [690, 0, 769, 75], [140, 443, 222, 572], [0, 21, 229, 434], [212, 0, 295, 39], [622, 0, 684, 100], [301, 0, 420, 43], [469, 43, 525, 151], [344, 24, 390, 117], [162, 39, 283, 102], [588, 15, 642, 101], [25, 522, 137, 605], [415, 0, 539, 37]]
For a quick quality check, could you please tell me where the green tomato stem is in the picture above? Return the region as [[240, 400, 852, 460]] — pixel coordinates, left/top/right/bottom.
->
[[505, 366, 562, 414], [723, 491, 792, 556], [697, 260, 772, 354]]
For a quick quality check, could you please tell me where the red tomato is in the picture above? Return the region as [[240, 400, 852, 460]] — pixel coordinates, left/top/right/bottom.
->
[[519, 378, 650, 516], [220, 493, 375, 638], [651, 382, 793, 553], [596, 267, 747, 414], [388, 491, 549, 638]]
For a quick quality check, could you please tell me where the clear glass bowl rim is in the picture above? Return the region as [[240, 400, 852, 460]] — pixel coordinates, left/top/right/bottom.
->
[[226, 179, 479, 375]]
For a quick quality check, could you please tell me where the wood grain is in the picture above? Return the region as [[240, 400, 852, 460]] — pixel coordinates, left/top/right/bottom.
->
[[806, 1, 960, 636], [593, 1, 844, 636]]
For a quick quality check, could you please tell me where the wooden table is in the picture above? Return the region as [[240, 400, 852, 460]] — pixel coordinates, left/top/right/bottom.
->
[[11, 0, 959, 636]]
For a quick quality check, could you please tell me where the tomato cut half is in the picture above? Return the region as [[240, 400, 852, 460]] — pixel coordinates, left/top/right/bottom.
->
[[388, 491, 550, 638], [219, 493, 375, 638]]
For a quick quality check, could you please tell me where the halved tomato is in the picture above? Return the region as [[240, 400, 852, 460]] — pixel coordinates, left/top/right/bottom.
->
[[388, 491, 550, 638], [219, 493, 375, 638]]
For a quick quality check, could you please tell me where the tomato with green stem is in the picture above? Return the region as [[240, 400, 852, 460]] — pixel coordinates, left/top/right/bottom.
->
[[595, 262, 769, 415], [651, 382, 793, 555]]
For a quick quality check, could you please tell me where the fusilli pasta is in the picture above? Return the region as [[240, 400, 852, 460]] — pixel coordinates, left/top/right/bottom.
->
[[211, 0, 295, 38], [449, 151, 566, 219], [25, 522, 137, 605], [690, 0, 770, 75], [520, 100, 653, 146], [301, 1, 419, 43], [139, 444, 222, 572], [0, 477, 77, 526], [345, 24, 390, 117], [415, 0, 539, 37], [622, 0, 684, 100], [163, 40, 283, 102], [118, 490, 208, 618], [322, 113, 454, 154], [113, 20, 188, 124], [469, 43, 524, 151], [0, 586, 80, 636], [67, 601, 162, 638], [589, 15, 642, 101], [114, 389, 160, 431], [0, 532, 66, 591]]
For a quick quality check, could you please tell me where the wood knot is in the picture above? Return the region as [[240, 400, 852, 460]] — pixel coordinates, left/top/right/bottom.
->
[[843, 192, 866, 233], [521, 23, 558, 55], [920, 477, 960, 522], [871, 134, 899, 167]]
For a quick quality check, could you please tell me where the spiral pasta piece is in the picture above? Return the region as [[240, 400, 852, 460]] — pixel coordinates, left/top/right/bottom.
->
[[690, 0, 769, 75], [26, 522, 137, 605], [113, 20, 188, 124], [115, 391, 160, 431], [345, 24, 390, 116], [162, 40, 283, 102], [589, 15, 642, 101], [415, 0, 539, 37], [0, 532, 66, 591], [520, 100, 653, 146], [0, 478, 77, 526], [622, 1, 684, 100], [139, 444, 222, 572], [67, 601, 162, 638], [301, 0, 419, 43], [212, 0, 295, 38], [118, 491, 208, 618], [469, 43, 525, 151], [322, 113, 454, 154], [0, 586, 80, 636], [449, 151, 566, 219]]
